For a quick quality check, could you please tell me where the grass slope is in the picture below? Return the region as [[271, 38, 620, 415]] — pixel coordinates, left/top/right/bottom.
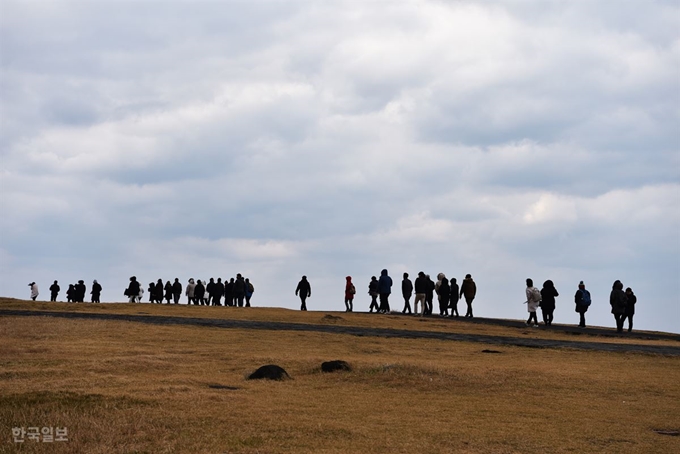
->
[[1, 299, 679, 453]]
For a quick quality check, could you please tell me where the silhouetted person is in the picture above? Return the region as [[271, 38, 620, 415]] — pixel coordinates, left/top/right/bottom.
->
[[525, 278, 540, 327], [49, 280, 60, 302], [206, 278, 215, 305], [125, 276, 140, 303], [437, 273, 450, 316], [540, 280, 558, 326], [91, 280, 102, 303], [424, 275, 434, 316], [413, 272, 427, 316], [75, 280, 86, 302], [574, 281, 591, 328], [154, 279, 163, 304], [296, 275, 311, 311], [401, 272, 413, 314], [344, 276, 355, 312], [234, 274, 246, 307], [449, 278, 459, 317], [29, 282, 39, 301], [245, 278, 254, 307], [214, 278, 225, 306], [368, 276, 379, 313], [195, 280, 206, 305], [67, 284, 75, 302], [186, 278, 196, 304], [378, 269, 392, 314], [172, 278, 182, 304], [460, 274, 476, 318], [164, 281, 173, 304], [610, 280, 627, 333], [622, 288, 637, 332], [147, 282, 154, 302], [224, 278, 234, 306]]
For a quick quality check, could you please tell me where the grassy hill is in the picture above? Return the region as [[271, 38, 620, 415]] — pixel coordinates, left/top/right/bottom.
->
[[1, 298, 679, 453]]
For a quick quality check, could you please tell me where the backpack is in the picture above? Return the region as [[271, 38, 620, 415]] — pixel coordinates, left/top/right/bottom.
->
[[531, 287, 541, 302], [248, 283, 254, 293], [581, 289, 591, 306], [350, 284, 356, 295]]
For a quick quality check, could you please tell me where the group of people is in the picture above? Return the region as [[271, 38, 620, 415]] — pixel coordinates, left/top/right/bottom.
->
[[524, 279, 637, 332], [28, 273, 639, 333], [295, 270, 478, 317], [30, 280, 103, 303], [123, 275, 255, 307]]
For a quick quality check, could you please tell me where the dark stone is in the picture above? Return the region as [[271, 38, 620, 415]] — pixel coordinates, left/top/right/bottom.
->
[[653, 429, 679, 436], [481, 349, 503, 354], [247, 365, 290, 381], [321, 360, 352, 373]]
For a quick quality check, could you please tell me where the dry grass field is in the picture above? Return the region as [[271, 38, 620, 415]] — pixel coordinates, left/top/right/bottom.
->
[[1, 299, 679, 453]]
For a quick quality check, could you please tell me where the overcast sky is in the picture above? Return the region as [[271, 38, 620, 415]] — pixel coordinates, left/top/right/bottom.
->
[[1, 0, 678, 332]]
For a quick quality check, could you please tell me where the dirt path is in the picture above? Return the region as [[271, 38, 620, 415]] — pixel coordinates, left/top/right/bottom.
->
[[3, 309, 679, 356]]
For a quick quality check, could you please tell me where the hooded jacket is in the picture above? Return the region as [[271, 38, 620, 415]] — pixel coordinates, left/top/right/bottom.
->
[[344, 276, 355, 300], [377, 269, 392, 295]]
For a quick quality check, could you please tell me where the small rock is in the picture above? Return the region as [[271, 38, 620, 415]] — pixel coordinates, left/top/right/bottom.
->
[[321, 360, 352, 373], [247, 365, 291, 381]]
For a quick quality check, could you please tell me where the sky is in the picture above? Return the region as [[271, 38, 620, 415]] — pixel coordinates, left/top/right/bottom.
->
[[1, 0, 678, 333]]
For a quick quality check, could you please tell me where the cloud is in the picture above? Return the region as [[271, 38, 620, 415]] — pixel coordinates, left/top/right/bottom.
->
[[1, 0, 678, 332]]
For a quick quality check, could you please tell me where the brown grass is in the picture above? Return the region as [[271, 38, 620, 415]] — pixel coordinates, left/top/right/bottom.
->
[[0, 303, 679, 453], [1, 298, 677, 348]]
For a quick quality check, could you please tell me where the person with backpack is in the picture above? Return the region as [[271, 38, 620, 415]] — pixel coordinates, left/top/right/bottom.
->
[[295, 275, 311, 311], [437, 273, 450, 317], [163, 280, 173, 304], [525, 278, 541, 327], [245, 278, 254, 307], [401, 272, 413, 314], [574, 281, 591, 328], [413, 272, 428, 316], [185, 278, 196, 305], [540, 280, 559, 326], [125, 276, 140, 303], [343, 276, 356, 312], [460, 274, 477, 318]]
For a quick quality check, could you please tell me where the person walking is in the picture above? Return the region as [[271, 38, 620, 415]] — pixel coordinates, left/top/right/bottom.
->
[[437, 273, 450, 316], [75, 280, 86, 302], [413, 272, 427, 316], [154, 279, 164, 304], [125, 276, 140, 303], [206, 278, 216, 306], [49, 280, 60, 302], [29, 282, 39, 301], [425, 275, 435, 316], [574, 281, 591, 328], [610, 280, 628, 333], [195, 280, 206, 306], [67, 284, 75, 303], [377, 269, 393, 314], [449, 278, 460, 317], [164, 281, 173, 304], [540, 280, 559, 326], [91, 280, 102, 303], [368, 276, 379, 313], [186, 278, 196, 305], [344, 276, 355, 312], [525, 278, 541, 327], [214, 278, 225, 306], [245, 278, 254, 307], [401, 272, 413, 314], [172, 278, 182, 304], [295, 275, 311, 311], [460, 274, 477, 318], [234, 274, 246, 307], [622, 287, 637, 332], [224, 278, 235, 306]]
